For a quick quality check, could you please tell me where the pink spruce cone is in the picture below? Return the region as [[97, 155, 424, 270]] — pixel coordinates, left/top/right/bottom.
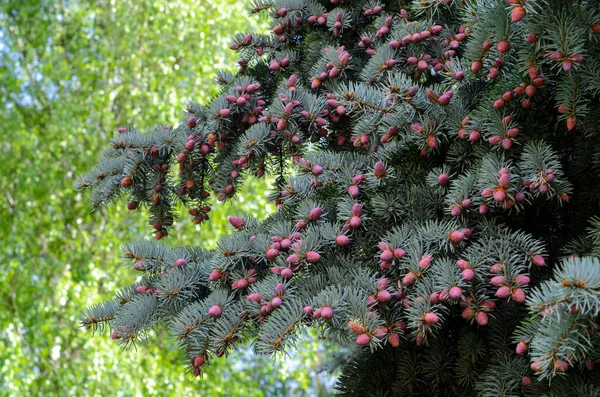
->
[[306, 251, 321, 263], [356, 333, 371, 346], [373, 161, 387, 178], [335, 235, 350, 246], [531, 254, 545, 266], [377, 290, 392, 303], [349, 216, 362, 228], [377, 278, 388, 290], [516, 341, 528, 355], [247, 293, 261, 302], [515, 274, 530, 286], [320, 306, 334, 319], [449, 230, 464, 244], [449, 286, 462, 300], [208, 305, 222, 318], [511, 288, 526, 303], [495, 286, 511, 298], [437, 173, 450, 186], [271, 297, 283, 308], [475, 311, 488, 326], [403, 271, 417, 285], [388, 333, 400, 347], [424, 312, 440, 324], [309, 207, 322, 221], [419, 255, 432, 269], [209, 269, 223, 281], [490, 275, 506, 288], [266, 248, 279, 260], [228, 216, 244, 229], [380, 250, 394, 262], [281, 268, 293, 279], [462, 268, 475, 281]]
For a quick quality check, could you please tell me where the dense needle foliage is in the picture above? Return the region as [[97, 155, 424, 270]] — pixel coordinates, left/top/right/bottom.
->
[[80, 0, 600, 395]]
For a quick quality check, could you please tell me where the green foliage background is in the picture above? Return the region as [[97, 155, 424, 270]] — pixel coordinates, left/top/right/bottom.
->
[[0, 1, 337, 395]]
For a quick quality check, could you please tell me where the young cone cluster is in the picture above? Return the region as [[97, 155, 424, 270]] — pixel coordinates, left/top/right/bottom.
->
[[80, 0, 600, 395]]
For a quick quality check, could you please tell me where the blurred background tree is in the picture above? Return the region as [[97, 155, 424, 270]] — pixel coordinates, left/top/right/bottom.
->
[[0, 1, 338, 395]]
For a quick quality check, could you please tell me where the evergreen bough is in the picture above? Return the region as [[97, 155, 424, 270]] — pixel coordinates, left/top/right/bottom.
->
[[80, 0, 600, 395]]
